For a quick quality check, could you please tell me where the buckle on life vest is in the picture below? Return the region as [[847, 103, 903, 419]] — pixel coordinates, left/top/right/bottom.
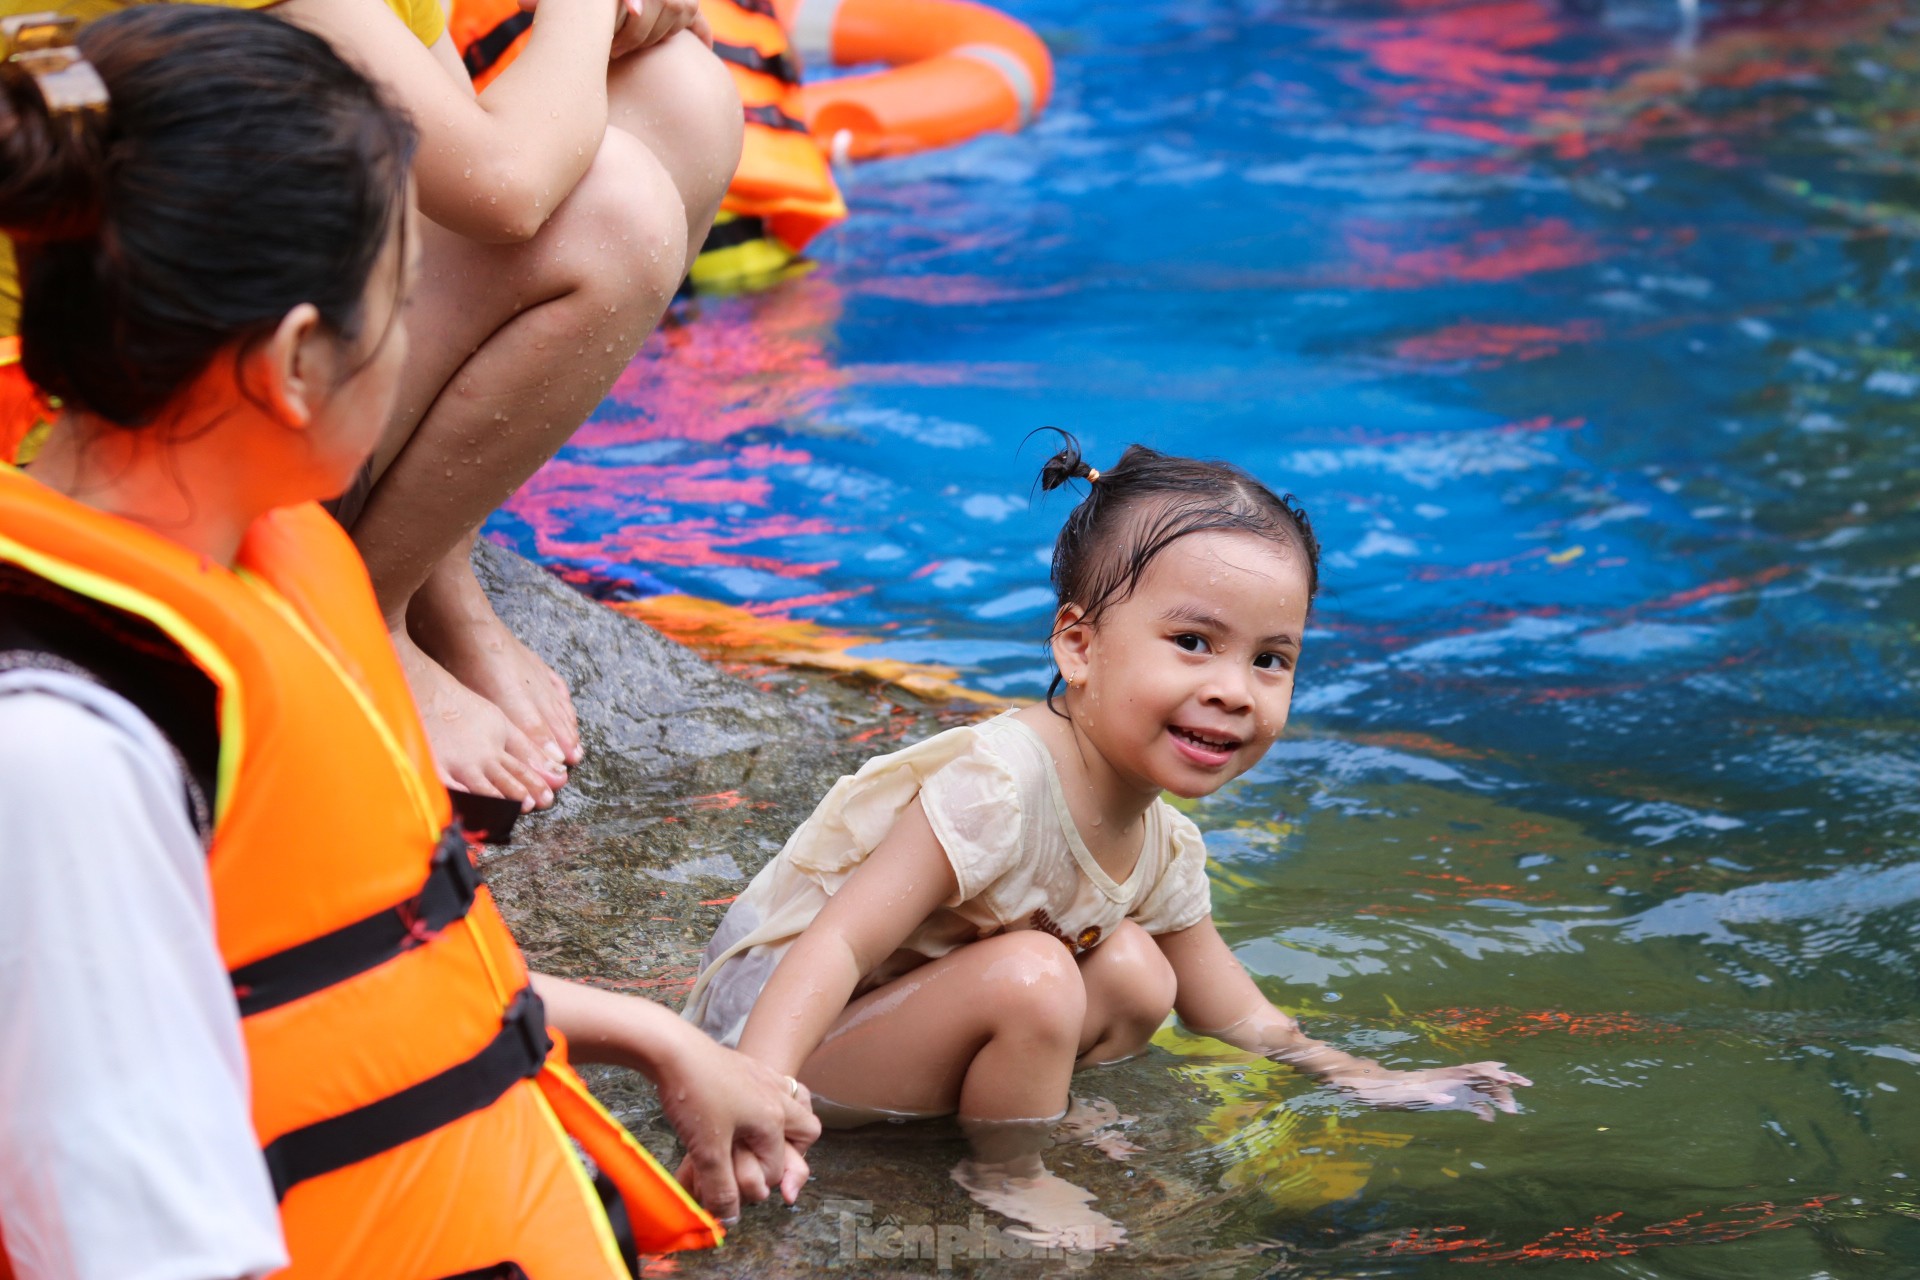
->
[[412, 824, 484, 935], [502, 986, 553, 1082], [262, 985, 554, 1201]]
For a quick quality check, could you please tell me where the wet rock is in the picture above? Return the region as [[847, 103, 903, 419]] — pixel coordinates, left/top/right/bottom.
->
[[473, 537, 800, 786]]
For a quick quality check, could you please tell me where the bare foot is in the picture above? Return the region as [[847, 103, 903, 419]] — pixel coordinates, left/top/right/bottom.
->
[[410, 544, 582, 767], [1055, 1096, 1143, 1161], [395, 626, 561, 810], [951, 1156, 1127, 1252]]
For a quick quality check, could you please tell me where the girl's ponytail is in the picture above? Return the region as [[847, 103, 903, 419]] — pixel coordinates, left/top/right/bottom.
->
[[1035, 428, 1099, 492], [0, 36, 107, 248]]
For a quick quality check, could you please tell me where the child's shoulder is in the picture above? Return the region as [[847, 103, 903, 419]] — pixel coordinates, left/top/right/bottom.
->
[[1150, 796, 1208, 859], [845, 708, 1025, 774]]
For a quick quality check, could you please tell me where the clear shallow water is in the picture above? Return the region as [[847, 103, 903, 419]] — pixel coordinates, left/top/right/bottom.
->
[[489, 0, 1920, 1271]]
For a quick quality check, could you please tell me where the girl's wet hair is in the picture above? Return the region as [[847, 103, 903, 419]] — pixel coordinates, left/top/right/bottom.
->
[[0, 4, 417, 427], [1036, 430, 1321, 709]]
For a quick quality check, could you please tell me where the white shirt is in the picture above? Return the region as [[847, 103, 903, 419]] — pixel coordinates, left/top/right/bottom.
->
[[0, 670, 287, 1280]]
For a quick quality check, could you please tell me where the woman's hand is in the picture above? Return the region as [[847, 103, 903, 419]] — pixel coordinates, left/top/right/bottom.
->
[[1326, 1061, 1532, 1121], [527, 974, 821, 1222], [513, 0, 711, 58], [654, 1033, 820, 1220], [610, 0, 710, 57]]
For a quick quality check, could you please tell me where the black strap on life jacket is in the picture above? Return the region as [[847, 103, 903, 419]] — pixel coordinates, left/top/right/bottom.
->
[[229, 824, 483, 1018], [743, 102, 810, 133], [262, 985, 552, 1202], [725, 0, 779, 17], [462, 10, 532, 82], [595, 1172, 643, 1276], [713, 39, 798, 84], [701, 214, 772, 254]]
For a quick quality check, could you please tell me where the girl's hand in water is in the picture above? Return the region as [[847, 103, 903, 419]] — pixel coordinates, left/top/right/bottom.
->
[[1327, 1061, 1532, 1121], [1157, 922, 1535, 1121]]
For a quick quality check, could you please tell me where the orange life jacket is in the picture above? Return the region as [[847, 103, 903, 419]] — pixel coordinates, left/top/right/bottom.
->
[[0, 339, 51, 466], [448, 0, 845, 258], [700, 0, 846, 252], [0, 468, 721, 1279]]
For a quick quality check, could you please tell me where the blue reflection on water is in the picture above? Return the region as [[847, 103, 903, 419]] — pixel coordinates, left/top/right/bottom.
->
[[489, 0, 1920, 1268]]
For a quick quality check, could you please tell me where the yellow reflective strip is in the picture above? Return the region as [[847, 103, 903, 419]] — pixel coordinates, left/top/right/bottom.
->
[[547, 1064, 721, 1242], [234, 568, 440, 835], [528, 1082, 638, 1278], [461, 898, 516, 1003], [0, 529, 247, 827]]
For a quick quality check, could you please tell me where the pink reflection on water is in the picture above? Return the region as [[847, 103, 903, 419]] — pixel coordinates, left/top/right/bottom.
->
[[1395, 320, 1601, 366], [1343, 217, 1606, 288], [523, 512, 843, 577], [501, 280, 852, 583]]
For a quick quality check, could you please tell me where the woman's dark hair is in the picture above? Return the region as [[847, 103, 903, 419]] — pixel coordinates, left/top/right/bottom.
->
[[0, 4, 417, 426], [1035, 430, 1321, 710]]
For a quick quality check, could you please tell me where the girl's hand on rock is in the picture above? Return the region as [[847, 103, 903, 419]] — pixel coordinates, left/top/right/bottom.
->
[[1330, 1061, 1532, 1121]]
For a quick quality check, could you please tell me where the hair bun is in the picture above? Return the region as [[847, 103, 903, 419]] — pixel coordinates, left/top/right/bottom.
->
[[0, 56, 107, 244], [1035, 427, 1097, 492]]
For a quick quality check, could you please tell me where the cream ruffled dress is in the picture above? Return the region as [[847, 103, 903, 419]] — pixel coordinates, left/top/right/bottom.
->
[[683, 711, 1214, 1048]]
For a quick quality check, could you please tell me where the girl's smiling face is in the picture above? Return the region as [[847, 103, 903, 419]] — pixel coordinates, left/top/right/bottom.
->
[[1052, 529, 1312, 801]]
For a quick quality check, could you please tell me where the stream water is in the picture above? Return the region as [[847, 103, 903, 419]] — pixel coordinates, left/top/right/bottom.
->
[[488, 0, 1920, 1271]]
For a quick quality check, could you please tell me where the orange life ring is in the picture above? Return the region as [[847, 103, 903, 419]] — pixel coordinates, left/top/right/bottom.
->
[[776, 0, 1052, 160]]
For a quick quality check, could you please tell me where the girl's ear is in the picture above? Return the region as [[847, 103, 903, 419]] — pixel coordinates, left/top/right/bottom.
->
[[242, 303, 326, 430], [1050, 603, 1092, 685]]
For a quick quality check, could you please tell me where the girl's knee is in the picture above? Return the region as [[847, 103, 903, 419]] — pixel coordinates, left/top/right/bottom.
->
[[976, 931, 1087, 1034], [1084, 921, 1177, 1029]]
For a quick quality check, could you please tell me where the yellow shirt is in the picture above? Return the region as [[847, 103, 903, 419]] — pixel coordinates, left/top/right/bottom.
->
[[0, 0, 446, 337]]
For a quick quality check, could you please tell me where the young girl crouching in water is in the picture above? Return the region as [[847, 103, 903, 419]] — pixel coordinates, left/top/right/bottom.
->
[[683, 438, 1531, 1248]]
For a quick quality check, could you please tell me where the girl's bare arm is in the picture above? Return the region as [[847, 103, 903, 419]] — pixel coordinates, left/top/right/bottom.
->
[[1156, 918, 1531, 1119], [277, 0, 617, 242], [734, 797, 961, 1078]]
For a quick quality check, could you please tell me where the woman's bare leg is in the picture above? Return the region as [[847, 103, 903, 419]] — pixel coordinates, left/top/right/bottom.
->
[[358, 127, 683, 802], [353, 32, 741, 803], [607, 27, 742, 250]]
